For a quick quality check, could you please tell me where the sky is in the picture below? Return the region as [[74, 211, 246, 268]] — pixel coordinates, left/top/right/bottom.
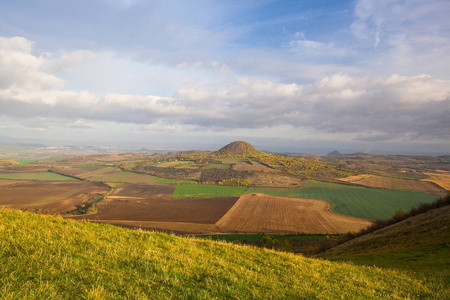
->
[[0, 0, 449, 154]]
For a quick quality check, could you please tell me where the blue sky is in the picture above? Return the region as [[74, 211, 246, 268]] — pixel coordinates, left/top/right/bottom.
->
[[0, 0, 449, 154]]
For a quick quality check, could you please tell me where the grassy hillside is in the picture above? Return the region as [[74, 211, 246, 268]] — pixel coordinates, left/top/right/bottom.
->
[[319, 205, 450, 286], [0, 209, 447, 299]]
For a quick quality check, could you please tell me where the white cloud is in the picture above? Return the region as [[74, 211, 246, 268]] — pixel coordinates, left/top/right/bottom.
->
[[351, 0, 450, 77], [0, 36, 449, 145], [289, 39, 348, 57], [0, 36, 64, 90], [44, 50, 97, 73]]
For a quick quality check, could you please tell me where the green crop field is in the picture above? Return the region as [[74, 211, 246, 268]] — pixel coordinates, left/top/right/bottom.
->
[[152, 178, 196, 184], [203, 164, 231, 169], [173, 184, 247, 198], [299, 188, 436, 220], [0, 172, 78, 181]]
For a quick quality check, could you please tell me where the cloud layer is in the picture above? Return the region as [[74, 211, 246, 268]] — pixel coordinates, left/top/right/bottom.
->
[[0, 0, 449, 152], [1, 36, 449, 144]]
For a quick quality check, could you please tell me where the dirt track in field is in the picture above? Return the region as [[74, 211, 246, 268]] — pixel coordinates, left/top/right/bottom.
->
[[0, 181, 109, 214], [216, 193, 372, 234], [72, 183, 239, 225]]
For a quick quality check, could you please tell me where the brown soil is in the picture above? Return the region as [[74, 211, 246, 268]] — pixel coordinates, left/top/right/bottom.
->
[[0, 181, 109, 214], [216, 193, 372, 234], [71, 183, 238, 224]]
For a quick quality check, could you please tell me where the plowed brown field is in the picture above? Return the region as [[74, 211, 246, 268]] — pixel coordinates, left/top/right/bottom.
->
[[339, 174, 444, 196], [216, 193, 372, 234], [0, 181, 109, 214], [72, 183, 239, 228]]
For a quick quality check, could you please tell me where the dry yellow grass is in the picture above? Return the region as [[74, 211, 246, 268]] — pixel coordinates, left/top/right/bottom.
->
[[216, 193, 372, 234], [421, 172, 450, 191]]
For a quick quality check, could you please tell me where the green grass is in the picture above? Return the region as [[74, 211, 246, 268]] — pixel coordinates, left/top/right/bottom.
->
[[15, 156, 69, 165], [0, 172, 78, 181], [203, 164, 231, 169], [320, 205, 450, 286], [0, 209, 446, 299], [299, 188, 436, 220], [173, 185, 247, 198], [152, 178, 196, 184]]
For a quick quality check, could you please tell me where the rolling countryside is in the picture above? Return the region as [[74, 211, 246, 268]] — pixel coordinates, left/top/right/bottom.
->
[[0, 141, 448, 298]]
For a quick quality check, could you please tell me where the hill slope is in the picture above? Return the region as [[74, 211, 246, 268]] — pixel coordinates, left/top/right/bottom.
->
[[215, 141, 264, 157], [319, 205, 450, 285], [0, 209, 447, 299]]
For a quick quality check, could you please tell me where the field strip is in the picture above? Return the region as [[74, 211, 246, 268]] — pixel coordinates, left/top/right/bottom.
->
[[107, 196, 145, 200], [216, 193, 372, 234], [421, 172, 450, 190], [81, 220, 220, 233]]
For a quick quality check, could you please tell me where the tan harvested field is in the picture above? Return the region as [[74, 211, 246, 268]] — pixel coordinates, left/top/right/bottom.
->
[[339, 174, 445, 196], [216, 193, 372, 234], [56, 167, 106, 176], [0, 168, 50, 173], [0, 181, 109, 214], [71, 184, 239, 229], [0, 180, 25, 187], [422, 172, 450, 191], [233, 161, 274, 171], [77, 167, 121, 178]]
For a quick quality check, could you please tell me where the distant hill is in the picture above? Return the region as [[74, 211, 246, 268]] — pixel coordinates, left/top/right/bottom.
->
[[215, 141, 264, 157], [327, 150, 341, 156], [0, 208, 446, 299], [320, 204, 450, 285]]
